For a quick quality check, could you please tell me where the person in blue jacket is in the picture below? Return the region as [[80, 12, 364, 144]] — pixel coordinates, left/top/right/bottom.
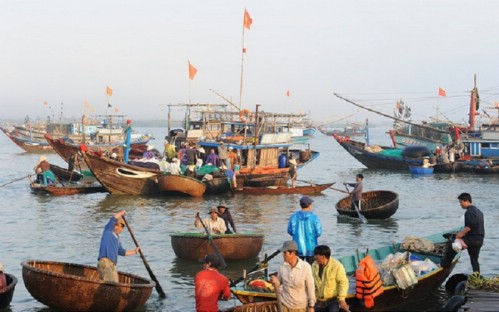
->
[[287, 196, 322, 264], [97, 210, 140, 282]]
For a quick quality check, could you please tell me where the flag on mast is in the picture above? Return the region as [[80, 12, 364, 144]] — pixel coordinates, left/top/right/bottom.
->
[[188, 61, 197, 80], [286, 90, 290, 97], [106, 86, 113, 96], [438, 87, 446, 97], [243, 9, 253, 30]]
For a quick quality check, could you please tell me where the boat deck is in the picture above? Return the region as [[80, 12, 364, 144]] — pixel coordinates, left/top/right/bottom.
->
[[461, 290, 499, 311]]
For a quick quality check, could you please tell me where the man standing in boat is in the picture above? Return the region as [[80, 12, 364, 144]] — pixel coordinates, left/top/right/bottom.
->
[[195, 208, 227, 234], [217, 201, 237, 234], [344, 174, 364, 211], [195, 253, 231, 311], [440, 193, 485, 274], [217, 141, 228, 167], [97, 210, 140, 283], [287, 196, 322, 263]]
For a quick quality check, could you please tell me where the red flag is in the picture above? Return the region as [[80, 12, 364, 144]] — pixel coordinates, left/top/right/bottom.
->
[[286, 90, 290, 97], [106, 86, 113, 96], [43, 101, 48, 106], [438, 87, 446, 97], [242, 47, 247, 53], [243, 9, 253, 30], [188, 61, 197, 80]]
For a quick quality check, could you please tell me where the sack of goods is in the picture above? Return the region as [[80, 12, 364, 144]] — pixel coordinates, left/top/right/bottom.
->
[[392, 263, 418, 290]]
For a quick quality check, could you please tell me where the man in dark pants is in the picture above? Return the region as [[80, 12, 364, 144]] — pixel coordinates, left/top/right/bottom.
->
[[440, 193, 485, 273]]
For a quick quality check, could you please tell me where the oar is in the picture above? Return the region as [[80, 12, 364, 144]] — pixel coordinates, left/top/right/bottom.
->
[[272, 280, 283, 312], [196, 212, 227, 269], [122, 216, 167, 298], [0, 174, 29, 187], [230, 249, 281, 287], [344, 184, 367, 224], [329, 186, 349, 194]]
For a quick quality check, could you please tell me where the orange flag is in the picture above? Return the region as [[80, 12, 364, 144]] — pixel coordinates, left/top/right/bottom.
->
[[438, 87, 446, 97], [106, 86, 113, 96], [84, 100, 90, 108], [188, 61, 197, 80], [286, 90, 290, 97], [243, 9, 253, 30]]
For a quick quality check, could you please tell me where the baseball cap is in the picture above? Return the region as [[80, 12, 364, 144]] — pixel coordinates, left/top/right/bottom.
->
[[300, 196, 314, 207], [279, 240, 298, 252]]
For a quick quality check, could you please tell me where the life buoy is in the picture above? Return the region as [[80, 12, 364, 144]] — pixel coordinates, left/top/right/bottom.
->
[[355, 255, 384, 308], [239, 109, 252, 122]]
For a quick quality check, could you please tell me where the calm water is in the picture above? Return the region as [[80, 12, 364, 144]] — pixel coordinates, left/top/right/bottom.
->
[[1, 126, 498, 312]]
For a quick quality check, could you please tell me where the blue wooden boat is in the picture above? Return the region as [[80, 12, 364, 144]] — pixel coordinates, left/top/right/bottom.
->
[[409, 166, 434, 175], [231, 228, 461, 311]]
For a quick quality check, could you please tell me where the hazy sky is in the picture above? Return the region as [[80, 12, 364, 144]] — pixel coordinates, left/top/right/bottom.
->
[[2, 0, 499, 125]]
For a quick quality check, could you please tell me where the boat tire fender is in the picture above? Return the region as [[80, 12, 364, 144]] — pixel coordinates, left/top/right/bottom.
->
[[442, 295, 467, 312]]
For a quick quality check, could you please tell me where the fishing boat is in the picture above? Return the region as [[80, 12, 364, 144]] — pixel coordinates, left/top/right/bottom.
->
[[170, 233, 264, 260], [1, 128, 52, 153], [333, 134, 428, 170], [157, 174, 206, 197], [231, 228, 461, 311], [408, 166, 434, 175], [21, 260, 155, 312], [234, 182, 334, 195], [50, 164, 83, 182], [81, 150, 160, 195], [336, 190, 399, 219], [29, 178, 107, 196], [0, 273, 17, 309], [45, 133, 148, 171]]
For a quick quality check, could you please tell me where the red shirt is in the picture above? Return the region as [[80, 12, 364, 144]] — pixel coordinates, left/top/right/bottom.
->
[[195, 268, 231, 312]]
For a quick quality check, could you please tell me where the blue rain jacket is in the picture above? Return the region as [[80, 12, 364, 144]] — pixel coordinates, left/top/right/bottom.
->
[[287, 210, 322, 257]]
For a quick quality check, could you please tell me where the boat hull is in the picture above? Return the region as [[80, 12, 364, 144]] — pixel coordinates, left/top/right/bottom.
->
[[157, 174, 206, 197], [335, 190, 399, 219], [0, 273, 17, 309], [2, 130, 52, 153], [203, 177, 233, 195], [170, 233, 264, 260], [81, 151, 160, 195], [30, 183, 107, 196], [234, 183, 334, 195], [21, 260, 155, 312]]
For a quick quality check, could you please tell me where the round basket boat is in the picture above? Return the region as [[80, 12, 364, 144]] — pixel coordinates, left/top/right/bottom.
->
[[335, 190, 399, 219], [170, 233, 264, 260], [21, 260, 155, 312], [0, 273, 17, 309]]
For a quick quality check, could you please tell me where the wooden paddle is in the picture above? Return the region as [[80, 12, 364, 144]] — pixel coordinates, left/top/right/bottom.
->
[[230, 249, 281, 287], [122, 216, 167, 298], [196, 212, 227, 269], [344, 184, 367, 224]]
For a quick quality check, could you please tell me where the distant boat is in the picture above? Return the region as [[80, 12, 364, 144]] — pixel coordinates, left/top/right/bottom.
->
[[234, 182, 334, 195], [318, 121, 367, 138], [408, 166, 434, 175], [335, 190, 399, 219]]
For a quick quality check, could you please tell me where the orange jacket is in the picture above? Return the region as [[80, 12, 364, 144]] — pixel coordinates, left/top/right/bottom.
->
[[355, 255, 384, 308]]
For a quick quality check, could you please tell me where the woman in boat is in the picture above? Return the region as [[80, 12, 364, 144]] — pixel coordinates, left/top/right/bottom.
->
[[33, 155, 55, 186], [344, 173, 364, 211], [217, 201, 237, 234], [220, 164, 237, 188], [97, 210, 140, 283], [194, 207, 226, 234]]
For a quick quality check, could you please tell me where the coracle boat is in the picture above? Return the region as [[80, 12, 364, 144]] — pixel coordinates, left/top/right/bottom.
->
[[0, 273, 17, 309], [336, 190, 399, 219], [170, 233, 264, 260], [408, 166, 434, 175], [223, 301, 278, 312], [231, 228, 462, 311], [234, 182, 334, 195], [81, 150, 160, 195], [21, 260, 155, 312], [157, 174, 206, 197]]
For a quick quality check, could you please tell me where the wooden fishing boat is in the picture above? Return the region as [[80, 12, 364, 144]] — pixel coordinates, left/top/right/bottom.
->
[[81, 150, 160, 195], [50, 164, 84, 182], [170, 233, 264, 260], [408, 166, 434, 175], [45, 134, 148, 171], [471, 164, 499, 174], [432, 161, 469, 173], [234, 182, 334, 195], [0, 273, 17, 309], [336, 190, 399, 219], [21, 260, 155, 312], [203, 175, 233, 195], [239, 172, 289, 187], [157, 174, 206, 197], [29, 181, 107, 196], [231, 228, 462, 311], [2, 129, 52, 153]]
